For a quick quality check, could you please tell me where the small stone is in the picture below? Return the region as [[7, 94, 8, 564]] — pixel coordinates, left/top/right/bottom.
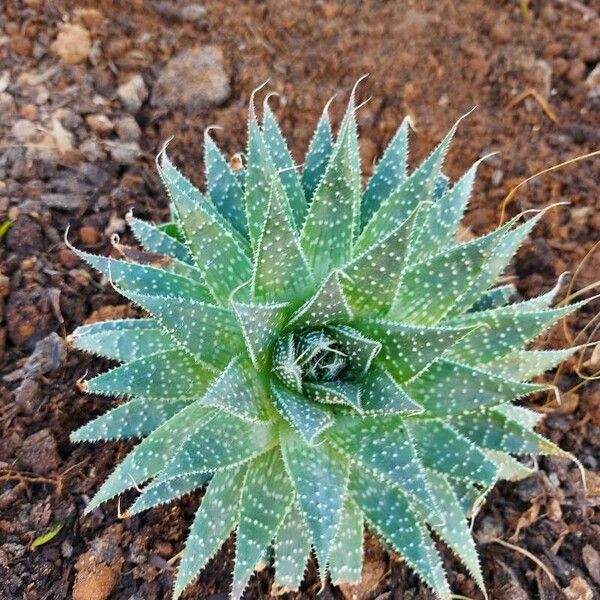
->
[[117, 74, 148, 113], [19, 104, 38, 120], [50, 23, 91, 65], [108, 141, 141, 165], [490, 22, 511, 44], [15, 378, 41, 414], [79, 225, 99, 246], [73, 553, 119, 600], [11, 119, 39, 143], [563, 577, 593, 600], [85, 114, 114, 135], [74, 8, 105, 30], [58, 247, 80, 269], [115, 115, 141, 141], [0, 92, 16, 113], [151, 46, 230, 112], [567, 59, 586, 85], [18, 429, 60, 475], [80, 138, 107, 162], [0, 274, 9, 298], [179, 4, 207, 21], [23, 332, 67, 377], [104, 37, 132, 60]]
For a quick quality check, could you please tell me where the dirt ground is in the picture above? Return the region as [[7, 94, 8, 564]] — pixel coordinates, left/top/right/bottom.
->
[[1, 0, 600, 599]]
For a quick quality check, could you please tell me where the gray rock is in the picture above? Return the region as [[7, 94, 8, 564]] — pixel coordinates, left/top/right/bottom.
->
[[151, 46, 230, 112], [108, 141, 141, 164], [11, 119, 39, 143], [117, 73, 148, 113], [23, 332, 67, 378], [180, 4, 207, 21], [18, 428, 60, 475], [40, 193, 88, 211], [115, 115, 141, 141]]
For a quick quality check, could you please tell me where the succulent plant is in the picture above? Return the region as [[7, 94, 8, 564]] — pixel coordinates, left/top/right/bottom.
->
[[69, 82, 584, 599]]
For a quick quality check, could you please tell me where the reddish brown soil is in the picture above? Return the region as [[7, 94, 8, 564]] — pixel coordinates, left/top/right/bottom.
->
[[1, 1, 600, 599]]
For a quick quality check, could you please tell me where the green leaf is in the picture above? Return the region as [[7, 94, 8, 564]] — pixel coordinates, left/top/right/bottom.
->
[[328, 496, 363, 584], [85, 403, 215, 512], [360, 320, 469, 382], [271, 380, 333, 444], [280, 426, 350, 569], [409, 158, 485, 261], [244, 106, 288, 246], [446, 213, 544, 317], [480, 348, 576, 380], [405, 359, 545, 415], [274, 500, 312, 590], [174, 466, 247, 599], [355, 112, 468, 255], [468, 284, 515, 312], [252, 182, 314, 303], [350, 468, 450, 600], [405, 419, 498, 486], [85, 349, 216, 399], [204, 131, 248, 237], [73, 246, 213, 304], [263, 99, 307, 227], [31, 522, 64, 549], [123, 291, 243, 369], [0, 219, 13, 239], [127, 215, 193, 265], [300, 106, 360, 282], [161, 412, 276, 480], [128, 471, 211, 516], [304, 381, 362, 412], [416, 469, 485, 593], [361, 117, 410, 227], [231, 291, 291, 369], [71, 396, 191, 442], [449, 408, 560, 456], [360, 364, 422, 414], [387, 225, 508, 325], [328, 414, 440, 515], [286, 271, 353, 330], [302, 101, 334, 201], [445, 304, 579, 366], [159, 150, 252, 305], [199, 355, 267, 422], [70, 318, 173, 362], [341, 207, 418, 316], [327, 325, 381, 378], [232, 448, 294, 600]]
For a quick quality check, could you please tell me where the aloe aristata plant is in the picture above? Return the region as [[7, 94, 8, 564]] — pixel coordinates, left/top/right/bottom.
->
[[69, 82, 586, 599]]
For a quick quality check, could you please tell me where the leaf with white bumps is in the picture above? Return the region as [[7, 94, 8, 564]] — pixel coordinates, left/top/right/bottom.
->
[[328, 496, 363, 584], [271, 380, 333, 445], [232, 448, 294, 599], [128, 215, 193, 265], [302, 102, 334, 201], [404, 359, 546, 415], [85, 403, 216, 512], [204, 131, 248, 237], [350, 468, 450, 600], [263, 99, 307, 227], [124, 291, 244, 369], [405, 419, 498, 486], [274, 500, 312, 590], [71, 396, 191, 443], [360, 364, 422, 414], [280, 426, 350, 569], [287, 271, 353, 330], [360, 117, 410, 227], [70, 319, 172, 362], [128, 471, 211, 516], [300, 110, 360, 282], [85, 349, 215, 399], [174, 466, 247, 598], [252, 183, 314, 303], [199, 355, 268, 422], [161, 411, 277, 480]]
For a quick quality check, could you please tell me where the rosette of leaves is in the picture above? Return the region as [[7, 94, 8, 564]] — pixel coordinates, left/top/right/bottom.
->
[[69, 85, 584, 599]]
